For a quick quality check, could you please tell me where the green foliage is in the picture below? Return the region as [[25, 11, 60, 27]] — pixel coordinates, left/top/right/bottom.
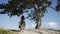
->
[[0, 0, 52, 17], [0, 0, 59, 16], [0, 0, 59, 18]]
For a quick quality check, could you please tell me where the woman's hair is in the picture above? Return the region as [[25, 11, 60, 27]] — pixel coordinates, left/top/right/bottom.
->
[[21, 15, 25, 20]]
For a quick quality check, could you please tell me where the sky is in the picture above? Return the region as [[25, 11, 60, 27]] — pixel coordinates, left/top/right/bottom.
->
[[0, 0, 60, 30]]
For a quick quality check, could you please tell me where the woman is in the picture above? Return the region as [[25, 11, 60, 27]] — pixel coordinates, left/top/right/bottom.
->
[[19, 15, 25, 32]]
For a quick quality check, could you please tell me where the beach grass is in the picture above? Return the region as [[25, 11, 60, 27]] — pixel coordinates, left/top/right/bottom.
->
[[0, 28, 15, 34]]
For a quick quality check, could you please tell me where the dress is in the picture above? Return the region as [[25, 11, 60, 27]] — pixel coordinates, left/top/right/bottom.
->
[[19, 20, 25, 30]]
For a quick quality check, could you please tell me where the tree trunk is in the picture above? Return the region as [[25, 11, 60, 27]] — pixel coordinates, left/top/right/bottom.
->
[[35, 9, 41, 29], [38, 17, 41, 29], [33, 6, 41, 29], [35, 14, 41, 29]]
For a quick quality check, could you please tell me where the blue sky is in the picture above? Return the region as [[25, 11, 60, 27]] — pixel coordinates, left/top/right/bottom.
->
[[0, 0, 60, 30]]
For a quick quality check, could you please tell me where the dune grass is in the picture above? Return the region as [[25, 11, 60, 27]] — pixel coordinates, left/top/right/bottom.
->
[[0, 28, 15, 34]]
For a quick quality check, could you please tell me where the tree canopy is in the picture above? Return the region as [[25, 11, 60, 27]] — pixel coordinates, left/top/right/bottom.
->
[[0, 0, 60, 29], [0, 0, 60, 17]]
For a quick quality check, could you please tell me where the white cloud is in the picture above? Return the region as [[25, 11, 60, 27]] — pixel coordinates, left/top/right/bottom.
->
[[48, 22, 57, 27], [41, 21, 58, 29]]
